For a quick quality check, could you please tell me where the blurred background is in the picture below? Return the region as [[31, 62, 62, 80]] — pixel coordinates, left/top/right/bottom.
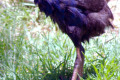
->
[[0, 0, 120, 80]]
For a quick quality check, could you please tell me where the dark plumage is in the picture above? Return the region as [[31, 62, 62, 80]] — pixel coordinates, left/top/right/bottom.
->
[[34, 0, 113, 80]]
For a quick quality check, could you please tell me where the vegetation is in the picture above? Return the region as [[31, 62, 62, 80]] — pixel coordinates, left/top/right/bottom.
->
[[0, 1, 120, 80]]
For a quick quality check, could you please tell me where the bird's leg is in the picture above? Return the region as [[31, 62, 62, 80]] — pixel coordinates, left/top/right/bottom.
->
[[71, 46, 84, 80]]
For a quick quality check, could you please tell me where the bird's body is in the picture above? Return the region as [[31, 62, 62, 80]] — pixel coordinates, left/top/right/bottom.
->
[[34, 0, 113, 80]]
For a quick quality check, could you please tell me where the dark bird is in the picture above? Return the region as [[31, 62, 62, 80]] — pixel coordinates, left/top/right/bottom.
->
[[34, 0, 113, 80]]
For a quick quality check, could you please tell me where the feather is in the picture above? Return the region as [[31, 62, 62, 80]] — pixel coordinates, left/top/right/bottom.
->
[[35, 0, 113, 45]]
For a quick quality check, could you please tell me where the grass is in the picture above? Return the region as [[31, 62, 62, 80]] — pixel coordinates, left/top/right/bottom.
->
[[0, 2, 120, 80]]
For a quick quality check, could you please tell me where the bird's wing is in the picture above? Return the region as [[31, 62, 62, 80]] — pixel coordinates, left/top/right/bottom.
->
[[64, 7, 87, 27]]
